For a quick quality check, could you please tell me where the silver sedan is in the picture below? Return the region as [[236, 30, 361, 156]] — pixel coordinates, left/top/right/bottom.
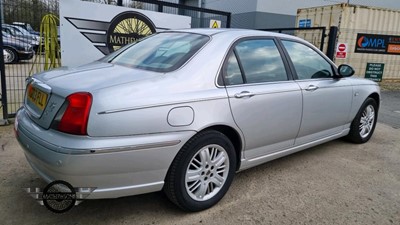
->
[[15, 29, 380, 211]]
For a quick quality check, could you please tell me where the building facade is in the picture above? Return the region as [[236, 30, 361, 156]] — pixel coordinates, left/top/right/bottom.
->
[[175, 0, 400, 29]]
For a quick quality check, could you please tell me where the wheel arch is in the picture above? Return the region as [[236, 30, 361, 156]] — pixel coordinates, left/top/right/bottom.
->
[[349, 91, 381, 123], [345, 95, 379, 144], [368, 92, 380, 108], [200, 125, 243, 171], [163, 127, 241, 211], [3, 45, 18, 53]]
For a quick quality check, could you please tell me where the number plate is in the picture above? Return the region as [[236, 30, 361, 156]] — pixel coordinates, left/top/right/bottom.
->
[[27, 84, 48, 111]]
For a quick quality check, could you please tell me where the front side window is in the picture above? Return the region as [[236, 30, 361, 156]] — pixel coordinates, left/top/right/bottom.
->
[[223, 39, 288, 85], [282, 41, 334, 80], [107, 32, 209, 72]]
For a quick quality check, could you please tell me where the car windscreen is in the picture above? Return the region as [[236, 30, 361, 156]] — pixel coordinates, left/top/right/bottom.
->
[[108, 32, 210, 73], [14, 26, 30, 35], [6, 27, 23, 36]]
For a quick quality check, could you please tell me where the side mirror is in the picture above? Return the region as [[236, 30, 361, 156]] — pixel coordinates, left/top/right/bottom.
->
[[338, 64, 355, 77]]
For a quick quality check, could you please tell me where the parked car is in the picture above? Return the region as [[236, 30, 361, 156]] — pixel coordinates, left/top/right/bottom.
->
[[12, 22, 40, 36], [2, 24, 40, 52], [2, 31, 34, 63], [15, 29, 380, 211]]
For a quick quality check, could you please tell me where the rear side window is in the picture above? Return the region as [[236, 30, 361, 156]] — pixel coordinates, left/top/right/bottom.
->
[[222, 39, 288, 85], [224, 52, 244, 85], [282, 41, 334, 80], [109, 32, 209, 72]]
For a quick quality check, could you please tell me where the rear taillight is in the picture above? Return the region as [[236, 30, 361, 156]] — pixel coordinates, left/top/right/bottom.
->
[[58, 92, 92, 135]]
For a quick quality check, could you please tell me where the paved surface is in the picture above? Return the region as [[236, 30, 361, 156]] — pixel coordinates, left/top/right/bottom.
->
[[0, 122, 399, 225], [379, 91, 400, 129]]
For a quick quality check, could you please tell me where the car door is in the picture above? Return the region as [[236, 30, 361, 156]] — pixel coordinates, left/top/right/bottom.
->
[[280, 40, 353, 145], [221, 38, 303, 159]]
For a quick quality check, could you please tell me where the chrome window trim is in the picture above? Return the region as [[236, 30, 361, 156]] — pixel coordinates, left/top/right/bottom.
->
[[215, 36, 293, 88]]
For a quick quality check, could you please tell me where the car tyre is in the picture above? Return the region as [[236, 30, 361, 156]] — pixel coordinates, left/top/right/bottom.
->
[[346, 98, 378, 144], [164, 130, 236, 211], [4, 47, 18, 64]]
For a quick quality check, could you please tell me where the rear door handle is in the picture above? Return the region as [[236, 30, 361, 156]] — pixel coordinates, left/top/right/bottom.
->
[[234, 91, 255, 98], [305, 85, 319, 91]]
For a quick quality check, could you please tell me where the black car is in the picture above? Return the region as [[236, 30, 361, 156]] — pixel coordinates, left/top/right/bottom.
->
[[2, 24, 40, 52], [2, 32, 34, 63], [12, 22, 40, 36]]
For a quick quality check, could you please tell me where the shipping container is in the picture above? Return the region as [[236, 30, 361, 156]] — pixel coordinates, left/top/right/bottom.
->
[[297, 3, 400, 81]]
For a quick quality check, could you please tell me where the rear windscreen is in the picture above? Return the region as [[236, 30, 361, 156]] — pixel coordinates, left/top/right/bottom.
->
[[105, 32, 210, 72]]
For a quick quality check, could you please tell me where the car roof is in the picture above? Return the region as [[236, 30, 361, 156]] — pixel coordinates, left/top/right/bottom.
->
[[160, 28, 304, 42], [2, 24, 18, 29], [3, 24, 21, 28], [3, 24, 26, 31]]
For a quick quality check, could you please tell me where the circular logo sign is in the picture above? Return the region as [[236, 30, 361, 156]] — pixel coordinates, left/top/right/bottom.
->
[[42, 180, 76, 213], [357, 36, 369, 48], [106, 11, 156, 53]]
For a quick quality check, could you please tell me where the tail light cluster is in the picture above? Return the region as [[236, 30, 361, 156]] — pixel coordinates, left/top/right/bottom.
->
[[57, 92, 92, 135]]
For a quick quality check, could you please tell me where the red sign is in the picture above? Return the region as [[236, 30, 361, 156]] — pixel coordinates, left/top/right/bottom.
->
[[336, 43, 348, 59], [338, 44, 346, 52], [336, 52, 347, 59]]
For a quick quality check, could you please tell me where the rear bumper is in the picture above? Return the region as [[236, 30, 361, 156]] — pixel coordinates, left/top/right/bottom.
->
[[15, 108, 195, 199]]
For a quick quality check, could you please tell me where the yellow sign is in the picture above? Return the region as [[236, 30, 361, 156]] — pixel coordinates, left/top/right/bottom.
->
[[210, 19, 221, 28]]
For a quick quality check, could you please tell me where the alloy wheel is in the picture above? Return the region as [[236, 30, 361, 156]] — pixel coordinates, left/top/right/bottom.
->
[[185, 144, 230, 201], [359, 105, 375, 139]]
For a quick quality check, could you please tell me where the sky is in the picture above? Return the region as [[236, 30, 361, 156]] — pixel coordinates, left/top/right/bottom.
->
[[324, 0, 400, 10]]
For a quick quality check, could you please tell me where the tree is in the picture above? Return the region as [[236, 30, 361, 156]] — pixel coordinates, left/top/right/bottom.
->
[[2, 0, 59, 30]]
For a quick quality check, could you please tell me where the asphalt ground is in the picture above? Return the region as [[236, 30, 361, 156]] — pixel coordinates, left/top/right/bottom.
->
[[380, 90, 400, 129], [0, 121, 399, 224]]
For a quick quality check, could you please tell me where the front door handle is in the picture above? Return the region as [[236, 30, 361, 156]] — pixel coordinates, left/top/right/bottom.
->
[[234, 91, 255, 98], [305, 85, 319, 91]]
